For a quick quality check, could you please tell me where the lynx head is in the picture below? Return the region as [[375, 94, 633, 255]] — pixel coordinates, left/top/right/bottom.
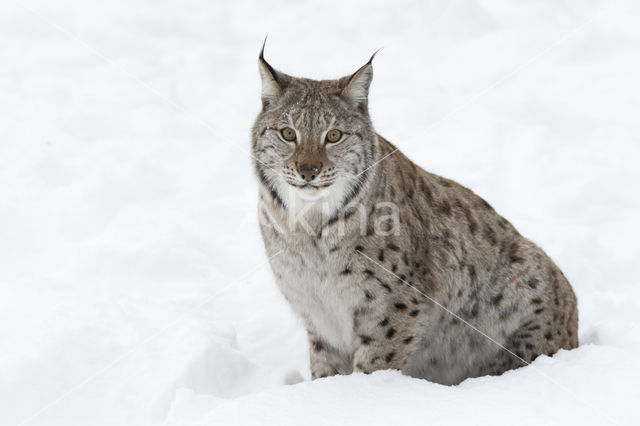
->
[[251, 43, 380, 217]]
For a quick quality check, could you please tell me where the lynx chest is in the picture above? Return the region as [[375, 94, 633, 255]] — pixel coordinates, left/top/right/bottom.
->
[[267, 236, 364, 355]]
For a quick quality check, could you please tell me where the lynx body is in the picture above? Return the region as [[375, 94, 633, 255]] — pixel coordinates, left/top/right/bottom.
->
[[251, 47, 578, 384]]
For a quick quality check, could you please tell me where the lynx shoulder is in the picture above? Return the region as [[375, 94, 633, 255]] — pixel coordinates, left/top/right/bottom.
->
[[251, 45, 578, 385]]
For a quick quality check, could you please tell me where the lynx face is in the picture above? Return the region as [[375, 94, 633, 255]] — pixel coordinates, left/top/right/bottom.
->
[[251, 48, 379, 215]]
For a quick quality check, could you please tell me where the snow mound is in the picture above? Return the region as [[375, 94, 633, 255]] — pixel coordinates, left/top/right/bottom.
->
[[162, 326, 303, 425], [168, 300, 640, 425]]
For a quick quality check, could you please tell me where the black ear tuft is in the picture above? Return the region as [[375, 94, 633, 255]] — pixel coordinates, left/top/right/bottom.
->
[[367, 48, 382, 65]]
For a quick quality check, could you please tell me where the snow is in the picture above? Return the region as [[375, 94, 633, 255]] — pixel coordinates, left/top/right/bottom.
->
[[1, 0, 639, 425]]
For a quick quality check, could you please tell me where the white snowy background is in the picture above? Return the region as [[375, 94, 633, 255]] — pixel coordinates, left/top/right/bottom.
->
[[1, 0, 639, 425]]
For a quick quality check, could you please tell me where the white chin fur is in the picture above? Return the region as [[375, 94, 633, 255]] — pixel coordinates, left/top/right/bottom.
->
[[276, 177, 351, 218]]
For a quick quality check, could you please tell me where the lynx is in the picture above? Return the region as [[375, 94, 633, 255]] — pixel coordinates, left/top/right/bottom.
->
[[251, 44, 578, 385]]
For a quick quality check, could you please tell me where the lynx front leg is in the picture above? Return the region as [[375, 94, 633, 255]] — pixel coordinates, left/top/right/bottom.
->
[[352, 336, 409, 374], [307, 330, 353, 379], [352, 310, 417, 374]]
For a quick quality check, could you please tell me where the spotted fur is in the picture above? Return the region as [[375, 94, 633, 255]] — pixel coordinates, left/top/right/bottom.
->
[[252, 47, 578, 385]]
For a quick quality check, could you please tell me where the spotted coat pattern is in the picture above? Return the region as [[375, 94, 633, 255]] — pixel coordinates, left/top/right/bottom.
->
[[251, 51, 578, 385]]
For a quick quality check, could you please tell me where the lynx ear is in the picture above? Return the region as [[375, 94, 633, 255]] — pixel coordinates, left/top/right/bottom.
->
[[258, 38, 289, 109], [340, 50, 378, 111]]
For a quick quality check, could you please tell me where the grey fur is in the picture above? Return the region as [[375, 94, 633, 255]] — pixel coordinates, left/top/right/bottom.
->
[[251, 49, 578, 385]]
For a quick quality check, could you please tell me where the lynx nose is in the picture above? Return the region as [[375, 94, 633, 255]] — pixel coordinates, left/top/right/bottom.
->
[[297, 162, 322, 182]]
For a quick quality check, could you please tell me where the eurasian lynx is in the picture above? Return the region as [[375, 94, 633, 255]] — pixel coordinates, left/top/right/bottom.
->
[[251, 45, 578, 385]]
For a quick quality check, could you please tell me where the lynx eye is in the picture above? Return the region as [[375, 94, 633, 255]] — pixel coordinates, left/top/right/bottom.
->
[[280, 127, 296, 142], [326, 129, 342, 143]]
